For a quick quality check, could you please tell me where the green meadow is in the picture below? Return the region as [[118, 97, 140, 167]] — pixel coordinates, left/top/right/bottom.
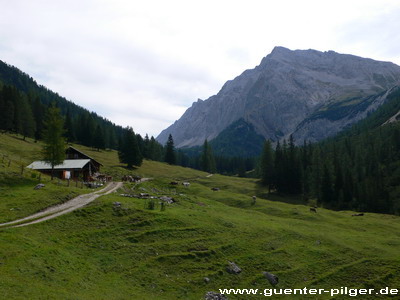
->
[[1, 133, 400, 299]]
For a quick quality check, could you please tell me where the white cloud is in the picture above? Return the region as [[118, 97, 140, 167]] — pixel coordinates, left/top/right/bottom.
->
[[0, 0, 400, 136]]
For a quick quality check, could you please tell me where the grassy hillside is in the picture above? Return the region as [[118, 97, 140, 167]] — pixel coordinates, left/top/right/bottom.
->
[[1, 133, 400, 299]]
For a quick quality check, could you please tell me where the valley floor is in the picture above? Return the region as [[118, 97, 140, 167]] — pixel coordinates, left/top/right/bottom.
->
[[1, 134, 400, 299]]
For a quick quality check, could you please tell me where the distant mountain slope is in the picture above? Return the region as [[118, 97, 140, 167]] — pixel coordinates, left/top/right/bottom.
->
[[209, 118, 265, 157], [157, 47, 400, 149]]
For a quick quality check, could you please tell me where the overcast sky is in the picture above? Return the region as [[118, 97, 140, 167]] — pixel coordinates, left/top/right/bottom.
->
[[1, 0, 400, 137]]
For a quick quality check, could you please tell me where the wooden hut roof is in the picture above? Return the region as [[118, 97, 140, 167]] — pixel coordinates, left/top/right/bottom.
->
[[27, 159, 92, 170]]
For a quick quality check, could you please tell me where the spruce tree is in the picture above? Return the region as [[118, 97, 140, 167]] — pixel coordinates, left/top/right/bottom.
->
[[42, 105, 66, 180], [260, 140, 275, 192], [1, 86, 15, 133], [320, 164, 333, 206], [20, 95, 36, 140], [118, 127, 143, 168], [64, 109, 76, 143], [93, 124, 105, 151], [164, 134, 176, 165], [200, 139, 216, 173], [32, 96, 46, 141]]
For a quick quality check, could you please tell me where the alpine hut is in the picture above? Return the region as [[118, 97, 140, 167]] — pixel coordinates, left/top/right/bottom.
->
[[27, 146, 103, 181]]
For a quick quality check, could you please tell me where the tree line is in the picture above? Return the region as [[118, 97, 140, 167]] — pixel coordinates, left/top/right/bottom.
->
[[259, 89, 400, 215]]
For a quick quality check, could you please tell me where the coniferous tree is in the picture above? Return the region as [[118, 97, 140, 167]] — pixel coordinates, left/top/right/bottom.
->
[[320, 164, 333, 206], [287, 135, 302, 194], [64, 109, 75, 143], [1, 86, 15, 133], [143, 134, 150, 159], [19, 95, 36, 140], [42, 105, 66, 180], [12, 88, 23, 134], [118, 127, 142, 168], [93, 124, 105, 151], [200, 139, 216, 173], [0, 88, 4, 132], [32, 96, 46, 141], [164, 134, 176, 165], [260, 140, 275, 192], [108, 128, 118, 150]]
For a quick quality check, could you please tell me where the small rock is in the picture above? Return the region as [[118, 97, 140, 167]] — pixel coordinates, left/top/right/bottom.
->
[[226, 261, 241, 274], [34, 183, 45, 190], [204, 277, 210, 283], [204, 291, 228, 300], [263, 271, 279, 286], [113, 202, 121, 207], [352, 213, 364, 217], [211, 187, 220, 191], [316, 240, 321, 245], [159, 196, 174, 204]]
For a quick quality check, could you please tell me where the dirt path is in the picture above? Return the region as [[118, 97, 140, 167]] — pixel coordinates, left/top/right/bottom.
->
[[0, 182, 123, 228]]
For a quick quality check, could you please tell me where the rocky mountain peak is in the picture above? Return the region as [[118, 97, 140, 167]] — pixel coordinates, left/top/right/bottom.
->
[[157, 47, 400, 150]]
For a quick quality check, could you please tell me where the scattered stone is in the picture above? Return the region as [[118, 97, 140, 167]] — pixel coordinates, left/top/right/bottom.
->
[[113, 202, 121, 207], [159, 196, 174, 204], [352, 213, 364, 217], [122, 175, 141, 182], [226, 261, 241, 274], [316, 240, 321, 245], [263, 271, 279, 286], [204, 277, 210, 283], [204, 291, 228, 300], [139, 193, 150, 198], [170, 181, 179, 185], [34, 183, 45, 190], [120, 193, 135, 198], [211, 187, 220, 191]]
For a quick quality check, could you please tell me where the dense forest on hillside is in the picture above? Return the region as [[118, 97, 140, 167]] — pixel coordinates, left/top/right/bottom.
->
[[0, 60, 253, 173], [259, 87, 400, 214], [0, 60, 166, 165]]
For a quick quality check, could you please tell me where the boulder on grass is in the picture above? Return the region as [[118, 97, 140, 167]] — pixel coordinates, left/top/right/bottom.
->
[[263, 271, 279, 286], [204, 291, 228, 300], [34, 183, 45, 190], [226, 261, 241, 274]]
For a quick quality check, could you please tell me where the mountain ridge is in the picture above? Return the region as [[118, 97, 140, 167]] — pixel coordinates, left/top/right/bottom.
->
[[157, 47, 400, 149]]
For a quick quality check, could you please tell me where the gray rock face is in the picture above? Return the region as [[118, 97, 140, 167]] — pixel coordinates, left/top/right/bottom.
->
[[157, 47, 400, 147]]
